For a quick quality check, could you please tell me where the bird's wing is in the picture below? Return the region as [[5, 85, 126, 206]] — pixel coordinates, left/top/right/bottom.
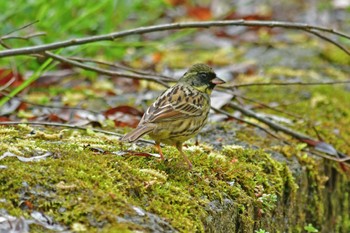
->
[[140, 84, 207, 124]]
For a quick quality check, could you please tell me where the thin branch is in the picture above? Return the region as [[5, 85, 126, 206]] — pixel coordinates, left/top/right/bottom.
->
[[228, 102, 348, 159], [1, 20, 350, 58], [229, 102, 309, 140], [0, 39, 10, 49], [217, 87, 304, 119], [236, 94, 303, 119], [0, 121, 154, 144], [1, 32, 46, 41], [231, 80, 350, 88], [211, 106, 283, 141], [44, 51, 173, 85], [307, 29, 350, 56], [69, 56, 174, 81], [2, 20, 40, 36]]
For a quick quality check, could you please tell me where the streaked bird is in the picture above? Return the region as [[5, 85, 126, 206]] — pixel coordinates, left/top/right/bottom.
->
[[122, 64, 225, 169]]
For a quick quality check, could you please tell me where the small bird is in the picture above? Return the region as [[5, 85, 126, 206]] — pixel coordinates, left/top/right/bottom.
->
[[121, 64, 225, 169]]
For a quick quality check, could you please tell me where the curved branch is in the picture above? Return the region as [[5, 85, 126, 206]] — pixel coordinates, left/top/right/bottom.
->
[[2, 20, 40, 36], [228, 102, 348, 160], [69, 56, 173, 80], [231, 80, 350, 88], [1, 20, 350, 58], [44, 52, 173, 85], [1, 32, 46, 41], [307, 29, 350, 56]]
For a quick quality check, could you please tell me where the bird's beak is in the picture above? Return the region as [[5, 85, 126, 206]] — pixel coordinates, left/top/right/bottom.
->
[[211, 77, 225, 85]]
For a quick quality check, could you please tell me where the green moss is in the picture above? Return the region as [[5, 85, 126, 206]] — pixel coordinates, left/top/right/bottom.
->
[[0, 125, 299, 232], [233, 66, 350, 232]]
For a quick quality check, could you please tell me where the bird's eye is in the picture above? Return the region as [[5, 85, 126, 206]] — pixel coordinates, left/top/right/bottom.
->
[[199, 73, 207, 79]]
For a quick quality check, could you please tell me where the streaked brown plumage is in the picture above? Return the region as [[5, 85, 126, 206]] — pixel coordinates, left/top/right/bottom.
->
[[121, 64, 225, 168]]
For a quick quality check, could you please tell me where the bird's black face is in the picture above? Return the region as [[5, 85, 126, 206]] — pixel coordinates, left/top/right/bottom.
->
[[180, 64, 225, 93], [193, 71, 217, 89]]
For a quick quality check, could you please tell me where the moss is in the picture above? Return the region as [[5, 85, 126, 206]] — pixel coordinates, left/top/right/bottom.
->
[[233, 66, 350, 232], [0, 124, 300, 232]]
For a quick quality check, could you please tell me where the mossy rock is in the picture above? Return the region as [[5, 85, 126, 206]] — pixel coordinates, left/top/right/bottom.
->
[[1, 124, 349, 232]]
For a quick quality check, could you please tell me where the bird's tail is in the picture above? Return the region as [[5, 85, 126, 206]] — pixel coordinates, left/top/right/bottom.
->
[[121, 125, 153, 143]]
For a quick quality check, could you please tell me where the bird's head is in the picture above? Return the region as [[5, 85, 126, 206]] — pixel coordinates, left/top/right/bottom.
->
[[179, 64, 225, 94]]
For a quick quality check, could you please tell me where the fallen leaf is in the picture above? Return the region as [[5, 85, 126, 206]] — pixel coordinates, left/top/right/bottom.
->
[[0, 68, 23, 87], [104, 105, 143, 127], [187, 6, 212, 20]]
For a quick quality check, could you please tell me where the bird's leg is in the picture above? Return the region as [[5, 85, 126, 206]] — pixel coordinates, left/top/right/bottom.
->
[[155, 142, 165, 160], [176, 142, 192, 169]]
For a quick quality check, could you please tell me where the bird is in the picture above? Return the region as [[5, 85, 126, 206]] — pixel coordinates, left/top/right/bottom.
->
[[121, 63, 225, 169]]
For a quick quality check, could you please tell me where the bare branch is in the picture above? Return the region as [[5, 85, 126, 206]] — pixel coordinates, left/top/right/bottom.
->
[[231, 80, 350, 88], [0, 39, 10, 49], [236, 94, 303, 119], [211, 106, 283, 140], [307, 29, 350, 56], [69, 56, 174, 80], [228, 102, 348, 159], [1, 32, 46, 41], [229, 102, 309, 140], [2, 20, 40, 36], [44, 51, 173, 85], [1, 20, 350, 58]]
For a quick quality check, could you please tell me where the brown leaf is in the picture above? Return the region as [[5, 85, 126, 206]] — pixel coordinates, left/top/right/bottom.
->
[[104, 105, 143, 128], [187, 6, 212, 20], [165, 0, 187, 6], [0, 116, 11, 121], [0, 68, 23, 87], [104, 105, 143, 117]]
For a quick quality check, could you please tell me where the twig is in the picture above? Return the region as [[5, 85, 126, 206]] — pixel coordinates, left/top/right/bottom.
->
[[1, 20, 350, 58], [217, 87, 304, 119], [307, 29, 350, 56], [0, 121, 154, 144], [70, 57, 174, 80], [44, 52, 173, 85], [211, 106, 283, 141], [1, 32, 46, 41], [229, 102, 309, 140], [236, 94, 303, 119], [0, 39, 10, 49], [2, 20, 40, 36], [231, 80, 350, 88], [228, 102, 348, 160]]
